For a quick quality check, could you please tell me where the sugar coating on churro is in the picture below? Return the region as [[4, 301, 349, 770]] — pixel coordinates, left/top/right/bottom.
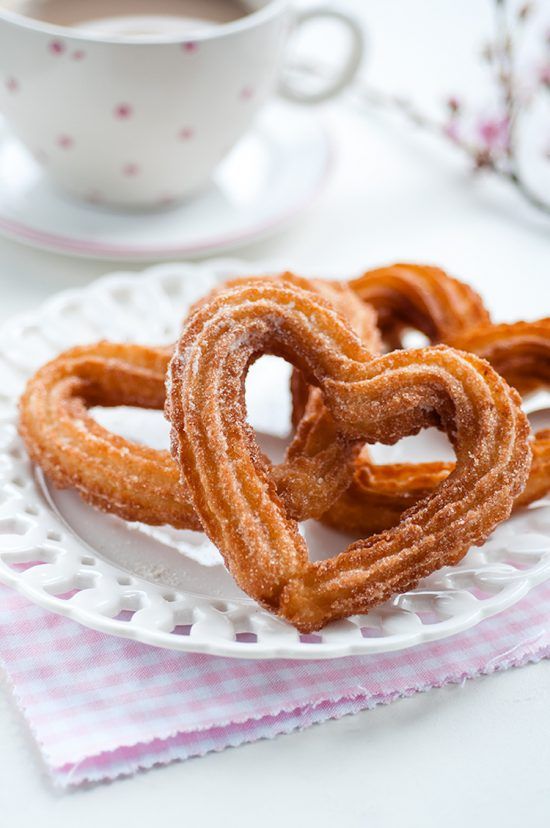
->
[[167, 279, 531, 632]]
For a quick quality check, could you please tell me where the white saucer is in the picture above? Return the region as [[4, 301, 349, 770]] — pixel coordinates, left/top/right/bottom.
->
[[0, 103, 331, 261]]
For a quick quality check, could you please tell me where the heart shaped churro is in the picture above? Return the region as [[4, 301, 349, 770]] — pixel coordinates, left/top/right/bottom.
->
[[167, 280, 530, 632]]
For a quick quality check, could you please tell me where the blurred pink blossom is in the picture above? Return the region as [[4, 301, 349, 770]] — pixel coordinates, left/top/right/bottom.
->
[[476, 115, 511, 152], [357, 0, 550, 213]]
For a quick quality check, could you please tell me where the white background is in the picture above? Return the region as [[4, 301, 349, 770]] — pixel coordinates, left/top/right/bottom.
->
[[0, 1, 549, 825]]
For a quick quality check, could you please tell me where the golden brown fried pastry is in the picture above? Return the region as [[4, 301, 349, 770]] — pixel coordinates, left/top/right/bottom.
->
[[323, 319, 550, 535], [18, 342, 201, 529], [289, 263, 493, 529], [18, 275, 379, 528], [349, 262, 491, 349], [167, 280, 530, 632]]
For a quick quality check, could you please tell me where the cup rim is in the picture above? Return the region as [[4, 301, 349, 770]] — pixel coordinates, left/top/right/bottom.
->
[[0, 0, 287, 44]]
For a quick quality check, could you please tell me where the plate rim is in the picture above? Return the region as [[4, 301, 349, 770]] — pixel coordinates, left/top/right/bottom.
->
[[0, 560, 543, 659]]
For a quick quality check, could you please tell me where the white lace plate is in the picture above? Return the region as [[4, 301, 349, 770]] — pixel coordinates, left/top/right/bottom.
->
[[0, 261, 549, 659]]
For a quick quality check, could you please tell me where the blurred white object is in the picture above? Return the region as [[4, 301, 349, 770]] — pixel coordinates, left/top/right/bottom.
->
[[0, 0, 363, 208], [0, 102, 331, 259]]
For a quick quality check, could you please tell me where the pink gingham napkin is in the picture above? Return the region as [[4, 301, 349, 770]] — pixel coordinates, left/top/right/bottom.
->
[[0, 580, 548, 788]]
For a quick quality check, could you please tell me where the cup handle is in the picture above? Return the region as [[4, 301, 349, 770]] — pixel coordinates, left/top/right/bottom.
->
[[279, 6, 364, 104]]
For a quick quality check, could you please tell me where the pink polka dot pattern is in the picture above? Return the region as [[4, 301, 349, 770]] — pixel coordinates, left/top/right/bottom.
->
[[72, 50, 86, 61], [114, 103, 133, 119], [49, 40, 65, 55], [240, 85, 254, 101], [5, 77, 18, 93], [122, 163, 140, 177], [181, 41, 198, 53], [57, 135, 74, 150], [178, 127, 194, 141]]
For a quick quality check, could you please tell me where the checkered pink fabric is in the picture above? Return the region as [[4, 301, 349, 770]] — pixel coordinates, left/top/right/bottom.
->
[[0, 581, 548, 788]]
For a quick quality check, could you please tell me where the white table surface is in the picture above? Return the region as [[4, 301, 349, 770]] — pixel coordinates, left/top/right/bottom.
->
[[0, 1, 549, 826]]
